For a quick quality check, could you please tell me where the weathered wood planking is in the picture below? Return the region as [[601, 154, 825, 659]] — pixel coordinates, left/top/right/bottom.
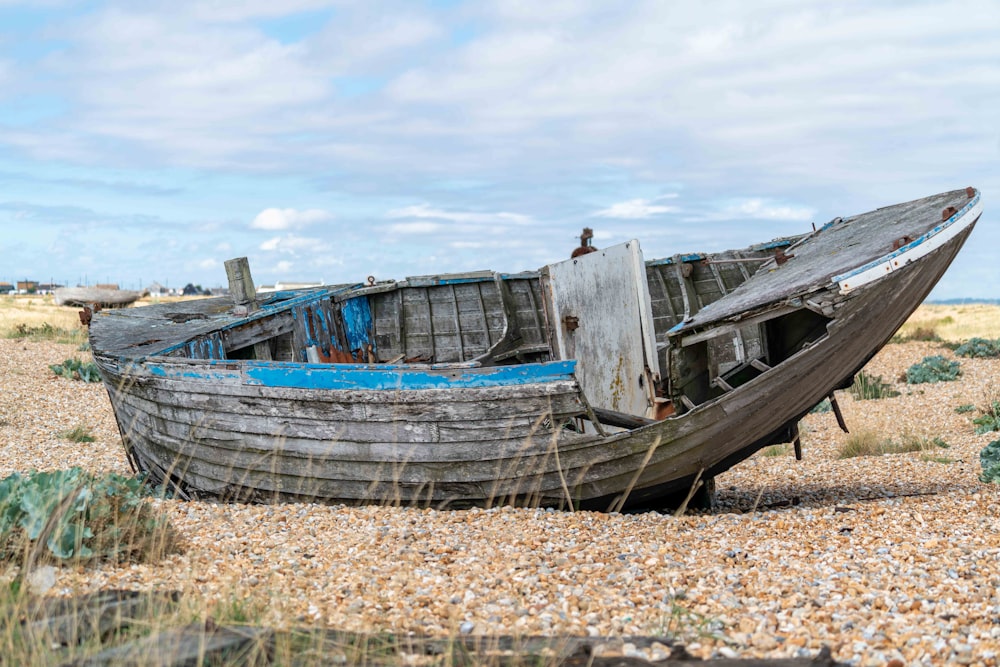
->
[[543, 241, 660, 418], [29, 590, 849, 666], [89, 189, 982, 509]]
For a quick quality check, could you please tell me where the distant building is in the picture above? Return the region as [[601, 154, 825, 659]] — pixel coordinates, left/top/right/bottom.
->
[[0, 282, 14, 294], [146, 282, 175, 297], [37, 283, 64, 295], [257, 280, 324, 293], [16, 280, 38, 294]]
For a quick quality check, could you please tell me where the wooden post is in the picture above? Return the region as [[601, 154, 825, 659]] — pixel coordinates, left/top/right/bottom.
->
[[224, 257, 272, 361], [225, 257, 258, 310]]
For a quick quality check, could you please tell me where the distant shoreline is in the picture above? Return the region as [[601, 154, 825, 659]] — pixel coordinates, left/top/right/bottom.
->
[[926, 298, 1000, 305]]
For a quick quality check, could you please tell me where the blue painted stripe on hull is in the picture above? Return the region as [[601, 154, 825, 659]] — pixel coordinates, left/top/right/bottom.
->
[[145, 359, 578, 390]]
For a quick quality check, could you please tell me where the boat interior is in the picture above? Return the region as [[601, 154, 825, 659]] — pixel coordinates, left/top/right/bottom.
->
[[156, 235, 809, 427]]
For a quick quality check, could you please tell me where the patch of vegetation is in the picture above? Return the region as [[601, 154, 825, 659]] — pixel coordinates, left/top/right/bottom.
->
[[891, 319, 950, 343], [850, 371, 900, 400], [760, 444, 790, 457], [838, 431, 949, 459], [0, 468, 180, 564], [955, 404, 976, 414], [50, 358, 102, 383], [972, 401, 1000, 435], [954, 337, 1000, 358], [905, 355, 961, 384], [980, 440, 1000, 483], [809, 398, 832, 413], [4, 322, 86, 344], [59, 425, 96, 443]]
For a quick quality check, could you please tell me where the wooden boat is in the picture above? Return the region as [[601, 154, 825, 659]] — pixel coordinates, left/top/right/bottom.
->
[[55, 286, 147, 308], [89, 188, 982, 511]]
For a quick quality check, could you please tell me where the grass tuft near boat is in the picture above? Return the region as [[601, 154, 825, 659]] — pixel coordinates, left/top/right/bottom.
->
[[89, 188, 982, 511]]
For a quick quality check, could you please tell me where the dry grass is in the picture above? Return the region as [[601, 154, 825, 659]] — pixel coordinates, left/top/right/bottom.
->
[[894, 303, 1000, 342], [0, 295, 81, 334]]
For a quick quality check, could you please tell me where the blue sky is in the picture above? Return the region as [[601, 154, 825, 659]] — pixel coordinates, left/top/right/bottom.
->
[[1, 1, 997, 298]]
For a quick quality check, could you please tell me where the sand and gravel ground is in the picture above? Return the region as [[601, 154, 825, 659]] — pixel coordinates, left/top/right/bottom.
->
[[2, 337, 1000, 666]]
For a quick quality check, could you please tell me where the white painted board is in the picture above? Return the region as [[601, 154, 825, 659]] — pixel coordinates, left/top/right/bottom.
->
[[543, 241, 660, 417]]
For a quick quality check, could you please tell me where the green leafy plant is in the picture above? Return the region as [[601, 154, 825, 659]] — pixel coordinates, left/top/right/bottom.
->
[[810, 398, 832, 413], [954, 337, 1000, 358], [905, 355, 961, 384], [972, 401, 1000, 435], [59, 425, 96, 443], [955, 404, 976, 414], [50, 358, 102, 383], [850, 371, 900, 400], [980, 440, 1000, 484], [0, 468, 179, 564]]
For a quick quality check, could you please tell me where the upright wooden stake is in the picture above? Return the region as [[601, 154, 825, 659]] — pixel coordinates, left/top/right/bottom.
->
[[225, 257, 258, 310], [224, 257, 272, 361]]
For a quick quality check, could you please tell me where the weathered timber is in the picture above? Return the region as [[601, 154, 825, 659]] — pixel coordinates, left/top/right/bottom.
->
[[28, 591, 847, 666], [26, 589, 181, 649], [54, 287, 147, 308], [89, 189, 982, 510]]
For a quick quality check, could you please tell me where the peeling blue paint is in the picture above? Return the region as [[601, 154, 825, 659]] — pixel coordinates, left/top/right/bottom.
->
[[144, 359, 577, 390], [342, 296, 375, 353], [754, 239, 794, 250], [243, 360, 576, 390]]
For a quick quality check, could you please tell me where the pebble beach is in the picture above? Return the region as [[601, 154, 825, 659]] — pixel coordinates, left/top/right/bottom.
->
[[2, 337, 1000, 666]]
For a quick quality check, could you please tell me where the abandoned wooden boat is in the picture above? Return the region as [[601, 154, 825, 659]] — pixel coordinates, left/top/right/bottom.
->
[[55, 286, 147, 309], [88, 187, 982, 510]]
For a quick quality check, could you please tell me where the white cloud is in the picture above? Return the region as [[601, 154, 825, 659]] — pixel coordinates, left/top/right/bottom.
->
[[259, 234, 329, 253], [387, 203, 532, 226], [251, 207, 332, 230], [726, 199, 814, 222], [592, 196, 679, 219], [388, 221, 442, 235]]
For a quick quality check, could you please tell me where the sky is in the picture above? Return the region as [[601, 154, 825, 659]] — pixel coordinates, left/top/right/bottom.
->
[[1, 1, 998, 299]]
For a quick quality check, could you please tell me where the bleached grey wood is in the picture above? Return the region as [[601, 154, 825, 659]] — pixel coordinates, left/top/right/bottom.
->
[[90, 188, 981, 509]]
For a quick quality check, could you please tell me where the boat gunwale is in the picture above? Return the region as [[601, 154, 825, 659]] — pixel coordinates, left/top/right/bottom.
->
[[832, 189, 982, 291], [666, 188, 981, 338]]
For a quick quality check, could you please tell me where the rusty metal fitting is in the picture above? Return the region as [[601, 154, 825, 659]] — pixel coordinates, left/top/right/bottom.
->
[[562, 315, 580, 332], [892, 236, 914, 250], [941, 206, 958, 221], [967, 187, 976, 199]]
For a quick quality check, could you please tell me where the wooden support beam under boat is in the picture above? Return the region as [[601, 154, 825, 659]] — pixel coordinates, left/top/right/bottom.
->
[[829, 392, 849, 433]]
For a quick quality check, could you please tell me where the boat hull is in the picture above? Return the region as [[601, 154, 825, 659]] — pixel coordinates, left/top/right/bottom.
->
[[90, 189, 982, 510]]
